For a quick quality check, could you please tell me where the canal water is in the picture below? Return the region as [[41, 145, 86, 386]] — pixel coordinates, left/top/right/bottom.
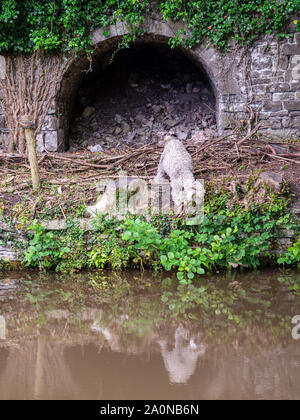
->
[[0, 269, 299, 400]]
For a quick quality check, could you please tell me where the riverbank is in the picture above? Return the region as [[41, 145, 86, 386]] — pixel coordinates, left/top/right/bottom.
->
[[0, 137, 300, 221], [0, 138, 299, 277], [0, 189, 299, 277]]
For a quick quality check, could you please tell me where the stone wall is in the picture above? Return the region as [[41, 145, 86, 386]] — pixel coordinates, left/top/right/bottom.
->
[[0, 18, 299, 152], [0, 243, 17, 262], [240, 29, 300, 139]]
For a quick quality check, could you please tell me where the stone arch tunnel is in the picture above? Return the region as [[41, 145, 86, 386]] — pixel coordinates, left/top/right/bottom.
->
[[55, 33, 221, 152], [24, 18, 299, 153]]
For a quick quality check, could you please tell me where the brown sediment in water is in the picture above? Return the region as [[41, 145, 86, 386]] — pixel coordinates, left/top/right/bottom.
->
[[0, 269, 299, 399]]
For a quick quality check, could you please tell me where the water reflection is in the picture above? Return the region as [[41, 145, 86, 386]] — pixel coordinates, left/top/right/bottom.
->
[[0, 332, 300, 399], [158, 325, 206, 384], [0, 316, 5, 340], [92, 318, 207, 384], [0, 269, 299, 399]]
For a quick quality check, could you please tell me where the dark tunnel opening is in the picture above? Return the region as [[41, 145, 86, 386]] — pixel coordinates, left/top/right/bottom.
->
[[68, 43, 217, 152]]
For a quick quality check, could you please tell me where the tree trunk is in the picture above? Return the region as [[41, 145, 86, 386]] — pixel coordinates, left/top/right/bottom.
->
[[21, 115, 40, 190]]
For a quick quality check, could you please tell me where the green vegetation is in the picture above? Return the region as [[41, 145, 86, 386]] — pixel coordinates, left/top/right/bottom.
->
[[278, 237, 300, 268], [17, 189, 299, 282], [0, 1, 299, 54]]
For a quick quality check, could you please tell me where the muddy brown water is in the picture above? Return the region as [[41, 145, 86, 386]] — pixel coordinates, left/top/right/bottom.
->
[[0, 269, 299, 400]]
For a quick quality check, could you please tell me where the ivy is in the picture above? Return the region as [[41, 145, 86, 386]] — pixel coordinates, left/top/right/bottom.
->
[[0, 0, 299, 54], [19, 193, 299, 281]]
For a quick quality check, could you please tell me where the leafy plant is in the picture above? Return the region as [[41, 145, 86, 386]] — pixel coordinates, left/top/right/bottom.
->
[[0, 1, 298, 54], [19, 191, 298, 283], [278, 237, 300, 268], [23, 223, 70, 270]]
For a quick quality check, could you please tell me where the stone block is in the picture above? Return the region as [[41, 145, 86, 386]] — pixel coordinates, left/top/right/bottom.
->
[[251, 78, 272, 85], [252, 93, 273, 102], [218, 113, 235, 130], [270, 83, 290, 93], [42, 115, 57, 131], [278, 238, 292, 246], [295, 33, 300, 44], [284, 101, 300, 111], [263, 101, 283, 112], [250, 70, 273, 79], [57, 128, 65, 152], [273, 92, 296, 101], [255, 172, 283, 192], [278, 229, 297, 238], [269, 110, 289, 117], [36, 133, 44, 153], [230, 103, 245, 112], [219, 102, 230, 112], [252, 85, 269, 94], [281, 44, 300, 55], [282, 117, 291, 128], [264, 119, 282, 129], [251, 57, 273, 70], [278, 56, 289, 70], [259, 128, 300, 140], [290, 82, 300, 91], [0, 244, 18, 261], [44, 131, 58, 152], [0, 56, 5, 80], [48, 99, 56, 114], [290, 117, 300, 128], [285, 19, 298, 33]]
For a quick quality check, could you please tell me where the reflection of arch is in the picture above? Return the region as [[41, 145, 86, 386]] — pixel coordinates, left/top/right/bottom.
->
[[56, 18, 241, 151]]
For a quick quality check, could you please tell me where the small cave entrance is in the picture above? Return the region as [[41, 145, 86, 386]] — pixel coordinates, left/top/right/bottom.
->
[[67, 43, 217, 152]]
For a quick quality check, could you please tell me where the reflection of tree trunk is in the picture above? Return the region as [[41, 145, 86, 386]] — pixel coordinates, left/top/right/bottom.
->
[[34, 336, 46, 400], [0, 316, 6, 340]]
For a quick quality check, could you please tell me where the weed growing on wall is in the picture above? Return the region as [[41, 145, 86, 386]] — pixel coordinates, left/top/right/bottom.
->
[[19, 192, 299, 282], [0, 1, 299, 54]]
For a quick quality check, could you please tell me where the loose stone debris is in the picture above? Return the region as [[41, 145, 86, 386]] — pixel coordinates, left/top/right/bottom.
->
[[68, 45, 216, 152]]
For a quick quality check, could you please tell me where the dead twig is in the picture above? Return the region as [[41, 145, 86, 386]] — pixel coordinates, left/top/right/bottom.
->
[[47, 153, 109, 169], [264, 153, 300, 165], [58, 203, 67, 220], [236, 122, 264, 146]]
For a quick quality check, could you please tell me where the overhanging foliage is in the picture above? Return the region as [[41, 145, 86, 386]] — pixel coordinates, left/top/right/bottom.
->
[[0, 0, 299, 54]]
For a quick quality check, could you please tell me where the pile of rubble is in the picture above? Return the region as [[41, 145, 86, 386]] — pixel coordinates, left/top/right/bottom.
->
[[69, 69, 216, 152]]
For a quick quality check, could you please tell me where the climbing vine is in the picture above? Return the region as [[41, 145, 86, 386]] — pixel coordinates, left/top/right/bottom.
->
[[0, 1, 299, 54]]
